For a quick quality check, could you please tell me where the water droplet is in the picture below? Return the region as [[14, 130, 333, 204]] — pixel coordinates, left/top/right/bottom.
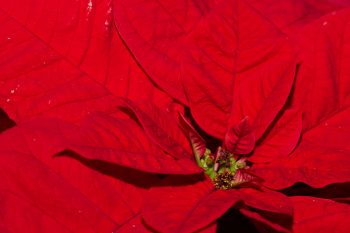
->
[[312, 199, 316, 202], [104, 6, 112, 30], [48, 100, 52, 105], [132, 225, 136, 228], [87, 0, 93, 15], [6, 98, 10, 103], [323, 21, 328, 26], [7, 37, 11, 40], [107, 6, 112, 14], [10, 89, 15, 94]]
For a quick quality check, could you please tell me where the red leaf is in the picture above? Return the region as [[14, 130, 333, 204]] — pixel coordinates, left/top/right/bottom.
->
[[0, 121, 158, 232], [0, 0, 175, 123], [179, 114, 207, 161], [292, 196, 350, 233], [240, 208, 291, 233], [65, 113, 201, 174], [0, 113, 200, 182], [113, 0, 298, 140], [292, 8, 350, 131], [253, 107, 350, 189], [251, 109, 302, 163], [253, 148, 350, 190], [180, 0, 236, 138], [181, 0, 298, 138], [252, 8, 350, 190], [1, 1, 350, 232], [113, 0, 220, 104], [226, 1, 298, 141], [224, 116, 255, 155], [246, 0, 350, 33], [115, 98, 192, 159], [142, 174, 291, 233], [239, 188, 293, 215], [230, 54, 297, 142], [142, 176, 240, 233], [47, 113, 201, 174]]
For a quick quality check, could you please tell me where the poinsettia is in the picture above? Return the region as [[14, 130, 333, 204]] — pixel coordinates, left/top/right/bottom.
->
[[114, 87, 349, 232], [111, 0, 350, 231], [0, 0, 192, 231], [0, 119, 156, 233], [110, 91, 296, 232], [251, 6, 350, 190], [1, 0, 350, 232], [0, 0, 180, 124]]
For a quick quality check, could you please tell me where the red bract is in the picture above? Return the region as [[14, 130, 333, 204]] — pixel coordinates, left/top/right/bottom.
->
[[292, 196, 350, 233], [0, 0, 176, 123], [245, 0, 350, 33], [0, 0, 350, 232], [121, 97, 295, 232], [0, 118, 159, 232], [113, 0, 300, 138], [252, 7, 350, 189], [143, 176, 292, 233], [112, 0, 350, 231]]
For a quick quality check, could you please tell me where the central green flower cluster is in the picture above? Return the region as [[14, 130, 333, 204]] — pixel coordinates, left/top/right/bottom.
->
[[196, 147, 247, 190]]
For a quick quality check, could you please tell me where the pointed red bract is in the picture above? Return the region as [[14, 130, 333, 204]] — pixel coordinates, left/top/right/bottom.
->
[[231, 53, 298, 142], [184, 0, 298, 138], [6, 114, 201, 175], [0, 0, 175, 123], [66, 113, 202, 174], [113, 0, 220, 104], [181, 0, 236, 138], [253, 107, 350, 189], [224, 116, 255, 155], [179, 114, 207, 161], [0, 121, 159, 232], [142, 176, 240, 233], [142, 173, 292, 233], [238, 188, 293, 215], [251, 109, 302, 163], [252, 8, 350, 189], [0, 0, 349, 232], [292, 8, 350, 131], [292, 196, 350, 233], [115, 98, 192, 159]]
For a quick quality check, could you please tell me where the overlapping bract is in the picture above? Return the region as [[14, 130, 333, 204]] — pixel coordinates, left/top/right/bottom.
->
[[0, 0, 349, 232]]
